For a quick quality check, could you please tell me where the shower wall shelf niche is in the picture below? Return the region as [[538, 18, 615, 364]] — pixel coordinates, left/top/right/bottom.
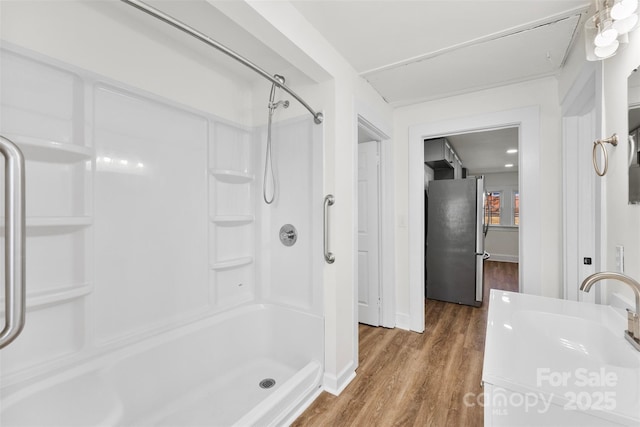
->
[[1, 134, 93, 163], [0, 216, 92, 230], [211, 215, 254, 226], [209, 121, 255, 308], [209, 169, 253, 184], [0, 284, 93, 312], [25, 216, 92, 228], [0, 47, 90, 374], [211, 256, 254, 271]]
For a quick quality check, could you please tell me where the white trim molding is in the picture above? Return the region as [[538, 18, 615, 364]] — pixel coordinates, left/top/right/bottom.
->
[[323, 362, 357, 396]]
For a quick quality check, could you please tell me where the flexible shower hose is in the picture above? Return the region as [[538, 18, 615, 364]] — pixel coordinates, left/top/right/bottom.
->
[[263, 103, 276, 204], [263, 78, 288, 205]]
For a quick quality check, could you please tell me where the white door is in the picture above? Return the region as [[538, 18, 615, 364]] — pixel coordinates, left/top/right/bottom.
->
[[358, 140, 380, 326]]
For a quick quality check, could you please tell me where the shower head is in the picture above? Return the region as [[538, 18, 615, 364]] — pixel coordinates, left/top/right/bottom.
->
[[268, 74, 288, 112]]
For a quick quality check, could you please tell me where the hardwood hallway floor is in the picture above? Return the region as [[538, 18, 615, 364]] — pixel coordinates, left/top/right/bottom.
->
[[292, 261, 519, 427]]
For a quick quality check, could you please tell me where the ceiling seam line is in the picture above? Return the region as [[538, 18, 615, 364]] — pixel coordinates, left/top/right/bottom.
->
[[359, 9, 589, 77]]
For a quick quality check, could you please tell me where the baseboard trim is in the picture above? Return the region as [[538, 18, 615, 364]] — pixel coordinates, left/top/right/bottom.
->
[[395, 312, 411, 331], [323, 362, 356, 396]]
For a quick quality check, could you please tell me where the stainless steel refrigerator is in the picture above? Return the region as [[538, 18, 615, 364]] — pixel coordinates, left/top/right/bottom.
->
[[426, 177, 488, 306]]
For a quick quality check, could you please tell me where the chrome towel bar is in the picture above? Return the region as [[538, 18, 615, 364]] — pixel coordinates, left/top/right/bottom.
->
[[0, 135, 26, 349]]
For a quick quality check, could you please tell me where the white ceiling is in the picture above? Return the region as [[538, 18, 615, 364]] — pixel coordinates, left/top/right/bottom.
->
[[290, 0, 591, 105], [446, 128, 519, 174]]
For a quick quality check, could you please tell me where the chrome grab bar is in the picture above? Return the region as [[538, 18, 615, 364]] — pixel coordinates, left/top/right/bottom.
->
[[0, 135, 26, 349], [323, 195, 335, 264]]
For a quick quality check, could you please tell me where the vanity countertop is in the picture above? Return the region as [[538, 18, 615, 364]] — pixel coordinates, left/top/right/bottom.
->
[[482, 290, 640, 425]]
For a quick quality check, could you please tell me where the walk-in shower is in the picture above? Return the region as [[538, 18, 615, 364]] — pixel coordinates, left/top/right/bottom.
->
[[0, 0, 324, 425]]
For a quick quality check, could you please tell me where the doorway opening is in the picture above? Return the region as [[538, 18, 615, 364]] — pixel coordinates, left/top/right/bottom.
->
[[409, 106, 540, 332], [423, 128, 520, 310], [355, 114, 395, 330], [356, 117, 389, 328]]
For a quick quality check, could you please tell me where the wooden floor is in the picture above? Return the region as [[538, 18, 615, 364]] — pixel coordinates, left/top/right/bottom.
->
[[292, 261, 519, 427]]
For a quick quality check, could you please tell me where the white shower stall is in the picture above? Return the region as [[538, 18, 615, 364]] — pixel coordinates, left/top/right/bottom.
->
[[0, 2, 325, 423]]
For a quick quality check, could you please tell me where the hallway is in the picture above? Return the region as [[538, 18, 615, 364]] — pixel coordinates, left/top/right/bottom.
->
[[293, 261, 519, 426]]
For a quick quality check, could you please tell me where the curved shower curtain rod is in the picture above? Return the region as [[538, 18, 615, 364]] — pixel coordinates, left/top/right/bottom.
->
[[121, 0, 323, 125]]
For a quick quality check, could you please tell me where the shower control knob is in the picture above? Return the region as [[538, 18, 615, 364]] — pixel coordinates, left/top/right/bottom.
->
[[279, 224, 298, 247]]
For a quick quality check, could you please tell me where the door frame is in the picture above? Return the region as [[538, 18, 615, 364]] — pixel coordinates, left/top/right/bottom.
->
[[561, 63, 602, 303], [356, 116, 395, 328], [408, 107, 539, 332], [349, 102, 393, 386]]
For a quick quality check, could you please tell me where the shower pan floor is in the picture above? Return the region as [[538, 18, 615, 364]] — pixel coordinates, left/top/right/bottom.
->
[[133, 358, 295, 426]]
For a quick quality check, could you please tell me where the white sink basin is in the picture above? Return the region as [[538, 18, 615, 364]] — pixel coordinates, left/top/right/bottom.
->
[[483, 290, 640, 425], [513, 310, 640, 369]]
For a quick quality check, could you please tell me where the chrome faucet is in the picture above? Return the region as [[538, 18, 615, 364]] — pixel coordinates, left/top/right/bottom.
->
[[580, 272, 640, 351]]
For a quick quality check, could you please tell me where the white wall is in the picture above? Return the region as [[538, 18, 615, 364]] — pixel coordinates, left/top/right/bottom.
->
[[394, 77, 563, 320], [601, 30, 640, 305], [255, 116, 324, 316], [486, 227, 519, 263], [0, 0, 253, 125], [484, 172, 519, 263], [557, 12, 640, 308]]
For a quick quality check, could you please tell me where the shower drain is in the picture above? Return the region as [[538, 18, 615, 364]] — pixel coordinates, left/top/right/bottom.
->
[[259, 378, 276, 389]]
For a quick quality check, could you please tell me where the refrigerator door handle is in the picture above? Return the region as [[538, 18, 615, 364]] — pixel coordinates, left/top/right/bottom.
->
[[475, 177, 486, 303], [475, 178, 485, 255]]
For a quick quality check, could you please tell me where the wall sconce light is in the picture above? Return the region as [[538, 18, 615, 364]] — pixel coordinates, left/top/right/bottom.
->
[[585, 0, 639, 60]]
